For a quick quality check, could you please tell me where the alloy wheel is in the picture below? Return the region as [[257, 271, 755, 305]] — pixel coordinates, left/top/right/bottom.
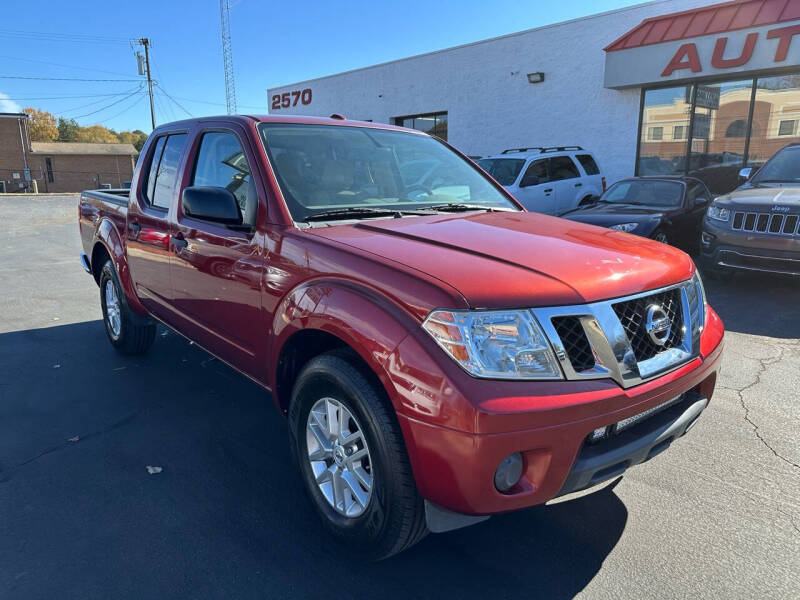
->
[[104, 279, 122, 339], [305, 397, 373, 517]]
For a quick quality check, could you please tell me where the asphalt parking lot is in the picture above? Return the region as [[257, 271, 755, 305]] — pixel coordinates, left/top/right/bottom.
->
[[1, 194, 798, 599]]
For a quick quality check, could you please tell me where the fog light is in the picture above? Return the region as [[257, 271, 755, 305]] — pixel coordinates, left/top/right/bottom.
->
[[701, 232, 714, 248], [494, 452, 523, 493]]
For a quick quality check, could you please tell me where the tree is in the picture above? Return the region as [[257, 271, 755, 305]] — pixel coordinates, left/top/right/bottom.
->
[[118, 130, 148, 152], [57, 117, 80, 142], [23, 107, 58, 141], [75, 124, 119, 144]]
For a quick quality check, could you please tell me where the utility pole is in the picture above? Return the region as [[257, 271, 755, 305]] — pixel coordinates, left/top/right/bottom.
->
[[137, 37, 156, 129]]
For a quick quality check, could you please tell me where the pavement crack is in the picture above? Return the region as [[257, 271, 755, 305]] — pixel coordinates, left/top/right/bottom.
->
[[778, 508, 800, 536], [728, 345, 800, 471], [0, 409, 144, 483]]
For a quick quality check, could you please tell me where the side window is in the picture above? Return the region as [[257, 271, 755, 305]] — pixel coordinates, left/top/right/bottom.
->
[[523, 158, 549, 184], [144, 136, 167, 205], [191, 132, 256, 227], [549, 156, 580, 181], [686, 181, 710, 205], [151, 134, 187, 210], [576, 154, 600, 175]]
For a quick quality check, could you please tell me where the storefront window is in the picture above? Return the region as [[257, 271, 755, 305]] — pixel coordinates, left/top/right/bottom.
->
[[747, 75, 800, 169], [637, 74, 800, 194], [638, 86, 692, 176], [394, 112, 448, 140], [687, 79, 752, 194]]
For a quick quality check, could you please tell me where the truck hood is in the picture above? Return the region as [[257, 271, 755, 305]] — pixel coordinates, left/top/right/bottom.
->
[[719, 185, 800, 210], [308, 211, 694, 308]]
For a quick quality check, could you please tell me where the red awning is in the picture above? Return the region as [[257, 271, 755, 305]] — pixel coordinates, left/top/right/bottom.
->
[[605, 0, 800, 52]]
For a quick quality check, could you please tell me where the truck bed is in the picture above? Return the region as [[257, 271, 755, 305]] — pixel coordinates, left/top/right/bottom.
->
[[78, 189, 130, 272]]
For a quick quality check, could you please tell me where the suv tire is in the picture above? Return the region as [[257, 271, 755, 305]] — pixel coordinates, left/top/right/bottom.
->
[[288, 351, 428, 560], [99, 260, 156, 355]]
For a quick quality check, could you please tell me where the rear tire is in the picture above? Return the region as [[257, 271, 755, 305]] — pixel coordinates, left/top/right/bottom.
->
[[288, 352, 428, 560], [99, 260, 156, 355]]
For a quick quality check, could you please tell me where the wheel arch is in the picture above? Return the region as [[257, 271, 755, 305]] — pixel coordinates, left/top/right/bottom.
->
[[92, 218, 148, 316], [269, 278, 417, 416]]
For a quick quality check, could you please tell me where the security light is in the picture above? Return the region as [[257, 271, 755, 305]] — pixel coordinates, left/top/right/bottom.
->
[[527, 72, 545, 84]]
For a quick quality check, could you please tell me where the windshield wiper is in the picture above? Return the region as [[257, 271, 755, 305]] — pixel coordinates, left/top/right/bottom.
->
[[424, 203, 504, 213], [304, 207, 435, 222]]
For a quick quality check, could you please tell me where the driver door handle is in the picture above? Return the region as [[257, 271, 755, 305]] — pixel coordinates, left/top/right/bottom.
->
[[574, 182, 583, 187], [544, 188, 553, 194]]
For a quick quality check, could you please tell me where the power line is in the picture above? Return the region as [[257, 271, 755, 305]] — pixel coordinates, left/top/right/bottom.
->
[[0, 29, 131, 44], [0, 54, 135, 78], [155, 87, 193, 118], [72, 88, 146, 119], [95, 94, 148, 125], [0, 75, 141, 82], [0, 91, 146, 101], [56, 86, 145, 116], [161, 94, 265, 110]]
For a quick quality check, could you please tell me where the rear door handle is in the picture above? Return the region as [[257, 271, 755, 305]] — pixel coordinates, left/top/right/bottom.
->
[[574, 182, 583, 187], [544, 188, 553, 194], [129, 221, 141, 237], [170, 235, 187, 250]]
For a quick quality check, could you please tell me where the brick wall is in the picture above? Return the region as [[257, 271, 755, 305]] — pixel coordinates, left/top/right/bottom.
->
[[0, 115, 31, 193], [28, 153, 135, 193]]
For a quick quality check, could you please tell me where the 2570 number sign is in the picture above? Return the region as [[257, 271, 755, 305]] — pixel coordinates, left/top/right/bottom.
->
[[271, 88, 312, 110]]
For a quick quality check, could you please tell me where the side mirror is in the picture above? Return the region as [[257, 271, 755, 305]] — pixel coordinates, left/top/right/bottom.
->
[[182, 186, 242, 226], [738, 167, 753, 183], [520, 175, 539, 188]]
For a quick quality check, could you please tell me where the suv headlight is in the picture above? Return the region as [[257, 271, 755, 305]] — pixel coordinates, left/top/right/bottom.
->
[[610, 222, 638, 232], [707, 202, 730, 222], [422, 309, 563, 379]]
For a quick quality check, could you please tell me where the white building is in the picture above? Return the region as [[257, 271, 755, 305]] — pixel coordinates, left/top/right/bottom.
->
[[268, 0, 800, 193]]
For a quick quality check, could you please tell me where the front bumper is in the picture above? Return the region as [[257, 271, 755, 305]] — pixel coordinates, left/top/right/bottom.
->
[[393, 320, 724, 517], [701, 219, 800, 275]]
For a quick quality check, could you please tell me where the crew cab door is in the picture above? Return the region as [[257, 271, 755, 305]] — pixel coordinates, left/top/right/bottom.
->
[[680, 180, 712, 249], [548, 155, 583, 214], [515, 158, 558, 214], [126, 132, 188, 319], [170, 126, 266, 377]]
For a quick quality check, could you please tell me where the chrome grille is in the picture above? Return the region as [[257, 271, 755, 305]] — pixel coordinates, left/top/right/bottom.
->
[[612, 288, 684, 362], [534, 280, 701, 389], [551, 316, 594, 372], [732, 211, 799, 235]]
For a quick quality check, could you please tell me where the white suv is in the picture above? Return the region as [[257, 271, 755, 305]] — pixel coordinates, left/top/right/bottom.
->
[[478, 147, 605, 215]]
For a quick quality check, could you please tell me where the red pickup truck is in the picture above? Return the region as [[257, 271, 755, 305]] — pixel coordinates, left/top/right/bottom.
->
[[79, 115, 724, 558]]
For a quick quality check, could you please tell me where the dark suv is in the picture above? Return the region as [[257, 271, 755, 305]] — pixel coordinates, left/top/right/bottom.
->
[[701, 144, 800, 278]]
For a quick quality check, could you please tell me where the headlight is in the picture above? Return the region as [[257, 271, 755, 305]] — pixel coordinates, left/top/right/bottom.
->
[[707, 202, 730, 221], [422, 309, 562, 379], [610, 222, 639, 232], [689, 271, 706, 332]]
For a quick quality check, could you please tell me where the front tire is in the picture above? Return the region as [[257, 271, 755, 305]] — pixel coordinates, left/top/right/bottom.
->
[[650, 228, 670, 245], [99, 260, 156, 355], [288, 352, 428, 559]]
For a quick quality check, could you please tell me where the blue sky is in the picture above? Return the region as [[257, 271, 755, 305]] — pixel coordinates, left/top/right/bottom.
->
[[0, 0, 645, 133]]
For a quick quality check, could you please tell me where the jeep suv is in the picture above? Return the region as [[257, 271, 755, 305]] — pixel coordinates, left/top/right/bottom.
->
[[478, 146, 605, 215], [701, 144, 800, 277]]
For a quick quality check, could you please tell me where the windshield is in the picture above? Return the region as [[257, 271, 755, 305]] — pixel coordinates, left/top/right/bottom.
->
[[600, 179, 683, 207], [258, 123, 519, 222], [751, 146, 800, 183], [476, 158, 525, 186]]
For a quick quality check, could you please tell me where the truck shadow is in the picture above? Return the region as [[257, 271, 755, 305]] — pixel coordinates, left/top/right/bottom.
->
[[0, 321, 625, 599], [699, 268, 800, 339]]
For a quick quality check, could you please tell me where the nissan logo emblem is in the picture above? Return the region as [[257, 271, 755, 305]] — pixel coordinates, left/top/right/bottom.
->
[[645, 305, 671, 346]]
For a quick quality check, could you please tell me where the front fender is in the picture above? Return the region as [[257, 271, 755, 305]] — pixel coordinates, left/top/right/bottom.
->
[[94, 218, 148, 316], [269, 278, 422, 413]]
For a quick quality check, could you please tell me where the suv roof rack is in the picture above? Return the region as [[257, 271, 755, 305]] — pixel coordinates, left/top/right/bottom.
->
[[541, 146, 583, 153], [500, 145, 584, 155], [500, 147, 544, 154]]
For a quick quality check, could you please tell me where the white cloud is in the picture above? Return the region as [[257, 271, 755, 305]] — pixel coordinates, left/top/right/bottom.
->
[[0, 92, 21, 113]]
